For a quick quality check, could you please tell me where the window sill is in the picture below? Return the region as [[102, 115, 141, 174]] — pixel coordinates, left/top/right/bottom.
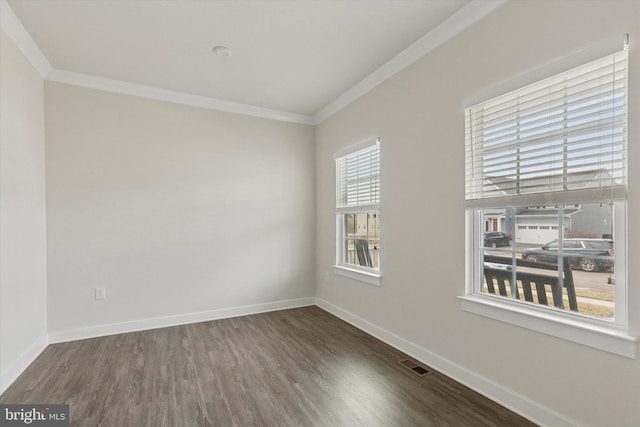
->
[[459, 295, 638, 359], [333, 265, 381, 286]]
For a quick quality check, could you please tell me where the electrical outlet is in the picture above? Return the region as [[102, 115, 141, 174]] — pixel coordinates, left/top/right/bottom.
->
[[95, 287, 106, 300]]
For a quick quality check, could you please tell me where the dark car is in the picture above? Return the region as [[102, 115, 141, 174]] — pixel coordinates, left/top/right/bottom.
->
[[521, 238, 614, 272], [483, 232, 511, 248]]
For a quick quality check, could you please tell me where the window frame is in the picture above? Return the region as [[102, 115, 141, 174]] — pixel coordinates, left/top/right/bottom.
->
[[462, 202, 635, 358], [334, 138, 381, 286], [461, 42, 637, 358]]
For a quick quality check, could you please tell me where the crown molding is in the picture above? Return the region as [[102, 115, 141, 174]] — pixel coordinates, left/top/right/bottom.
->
[[0, 0, 52, 77], [46, 69, 315, 125], [312, 0, 507, 125], [2, 0, 505, 126], [1, 0, 312, 125]]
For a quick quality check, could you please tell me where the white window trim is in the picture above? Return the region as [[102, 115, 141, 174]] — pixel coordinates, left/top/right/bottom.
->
[[461, 40, 637, 358], [334, 213, 381, 286], [462, 209, 637, 359], [333, 265, 381, 286], [334, 138, 382, 285], [458, 296, 637, 358]]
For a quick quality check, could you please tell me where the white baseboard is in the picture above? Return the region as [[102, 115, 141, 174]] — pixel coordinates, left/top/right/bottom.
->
[[314, 297, 575, 427], [0, 333, 48, 396], [48, 297, 315, 344]]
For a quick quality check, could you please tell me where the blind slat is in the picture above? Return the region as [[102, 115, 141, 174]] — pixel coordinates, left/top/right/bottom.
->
[[476, 68, 626, 124], [336, 140, 381, 209], [477, 56, 626, 114], [465, 50, 627, 203], [475, 91, 625, 140], [478, 115, 625, 155]]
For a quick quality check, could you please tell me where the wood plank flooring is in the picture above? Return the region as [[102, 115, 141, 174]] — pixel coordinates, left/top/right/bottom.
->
[[1, 306, 537, 426]]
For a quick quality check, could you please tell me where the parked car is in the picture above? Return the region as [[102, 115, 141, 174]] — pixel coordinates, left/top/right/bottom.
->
[[483, 232, 511, 248], [521, 238, 614, 272]]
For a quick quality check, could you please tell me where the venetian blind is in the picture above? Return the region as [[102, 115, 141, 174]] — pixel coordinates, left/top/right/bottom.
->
[[336, 140, 380, 212], [465, 49, 628, 207]]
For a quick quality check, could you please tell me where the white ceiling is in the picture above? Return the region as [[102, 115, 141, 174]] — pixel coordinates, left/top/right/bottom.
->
[[4, 0, 501, 123]]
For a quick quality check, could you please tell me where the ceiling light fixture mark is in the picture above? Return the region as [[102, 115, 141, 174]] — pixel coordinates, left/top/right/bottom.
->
[[212, 46, 232, 57]]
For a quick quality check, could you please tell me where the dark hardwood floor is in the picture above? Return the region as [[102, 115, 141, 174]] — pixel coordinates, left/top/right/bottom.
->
[[1, 306, 537, 426]]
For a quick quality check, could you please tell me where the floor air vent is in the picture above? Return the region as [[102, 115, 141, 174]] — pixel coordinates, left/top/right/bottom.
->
[[400, 359, 432, 377]]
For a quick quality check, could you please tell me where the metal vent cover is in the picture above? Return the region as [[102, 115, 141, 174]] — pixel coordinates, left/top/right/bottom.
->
[[400, 359, 432, 376]]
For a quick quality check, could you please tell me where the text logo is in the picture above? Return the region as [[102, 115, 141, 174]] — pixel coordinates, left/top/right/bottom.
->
[[0, 405, 69, 426]]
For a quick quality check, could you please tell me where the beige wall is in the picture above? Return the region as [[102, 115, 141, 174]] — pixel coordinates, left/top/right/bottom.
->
[[3, 1, 640, 423], [44, 82, 316, 334], [0, 30, 47, 391], [315, 1, 640, 426]]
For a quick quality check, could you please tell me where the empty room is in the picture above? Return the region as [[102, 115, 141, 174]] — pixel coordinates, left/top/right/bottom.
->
[[1, 1, 639, 426]]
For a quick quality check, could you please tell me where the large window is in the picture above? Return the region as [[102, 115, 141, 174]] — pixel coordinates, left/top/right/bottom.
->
[[462, 46, 636, 357], [334, 139, 381, 284]]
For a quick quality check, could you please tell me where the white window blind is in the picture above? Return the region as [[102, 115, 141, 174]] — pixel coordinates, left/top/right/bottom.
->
[[336, 140, 380, 211], [465, 49, 628, 207]]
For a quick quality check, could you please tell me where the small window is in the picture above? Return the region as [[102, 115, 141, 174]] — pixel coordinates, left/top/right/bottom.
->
[[564, 240, 581, 249], [334, 139, 381, 284]]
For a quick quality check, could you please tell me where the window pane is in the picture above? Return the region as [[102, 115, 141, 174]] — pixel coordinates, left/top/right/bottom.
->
[[482, 209, 512, 249], [344, 214, 356, 237], [344, 239, 355, 265], [481, 203, 615, 319], [355, 213, 368, 238], [368, 213, 380, 240], [340, 212, 380, 272], [370, 240, 380, 270], [562, 203, 615, 319]]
